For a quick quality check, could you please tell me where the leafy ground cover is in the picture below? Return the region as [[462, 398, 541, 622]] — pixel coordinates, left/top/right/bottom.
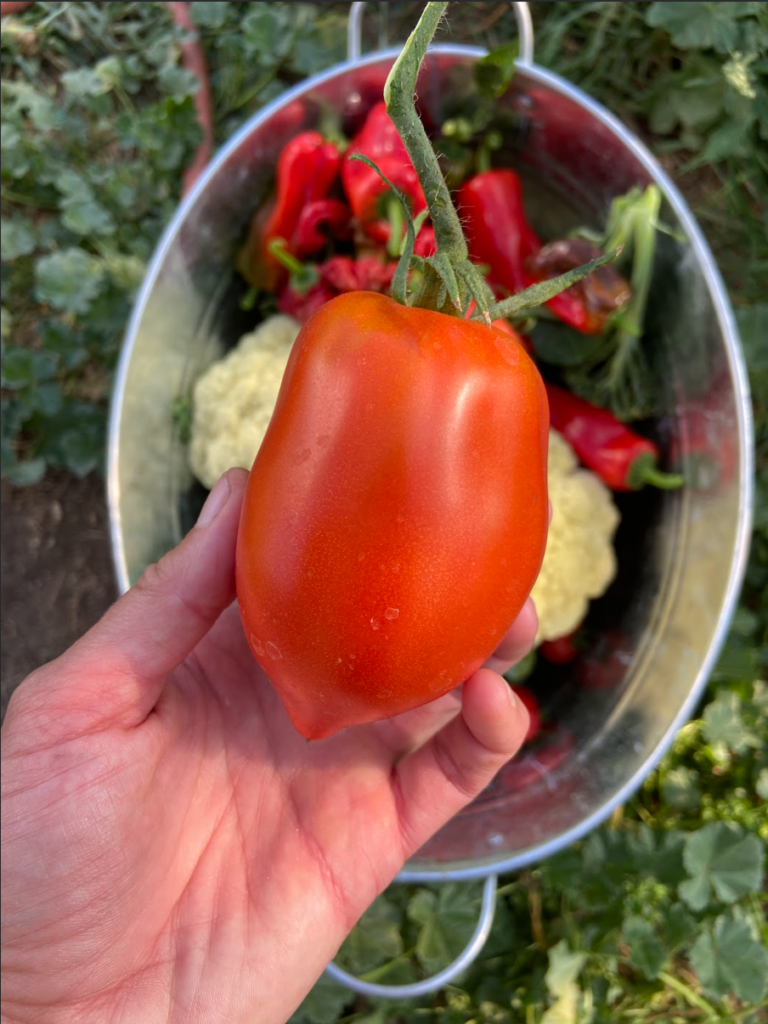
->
[[1, 3, 766, 1021]]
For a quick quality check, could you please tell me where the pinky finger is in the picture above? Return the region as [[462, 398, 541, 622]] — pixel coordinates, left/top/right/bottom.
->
[[390, 669, 530, 859]]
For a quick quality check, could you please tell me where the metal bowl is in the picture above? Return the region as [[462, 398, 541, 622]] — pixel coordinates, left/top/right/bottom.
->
[[108, 4, 752, 997]]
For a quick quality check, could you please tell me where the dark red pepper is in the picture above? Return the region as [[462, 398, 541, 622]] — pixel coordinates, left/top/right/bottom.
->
[[241, 131, 341, 290], [275, 250, 396, 323], [292, 199, 351, 259], [540, 630, 580, 665], [546, 382, 684, 492], [525, 239, 631, 335], [342, 102, 427, 245], [458, 169, 629, 336]]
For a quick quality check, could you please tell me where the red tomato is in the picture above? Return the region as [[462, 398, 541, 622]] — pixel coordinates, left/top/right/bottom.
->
[[236, 291, 549, 739], [510, 686, 542, 743]]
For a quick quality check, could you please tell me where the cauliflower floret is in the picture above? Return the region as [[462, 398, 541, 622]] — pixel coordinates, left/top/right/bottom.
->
[[189, 315, 301, 489], [532, 429, 621, 642]]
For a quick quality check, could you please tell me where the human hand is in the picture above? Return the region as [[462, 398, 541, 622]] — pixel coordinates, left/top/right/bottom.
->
[[1, 469, 536, 1024]]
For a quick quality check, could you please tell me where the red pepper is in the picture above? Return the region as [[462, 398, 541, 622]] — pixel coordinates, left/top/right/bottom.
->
[[413, 224, 436, 258], [458, 170, 627, 336], [242, 131, 341, 290], [546, 382, 684, 492], [540, 629, 580, 665], [342, 102, 427, 245], [458, 170, 538, 294], [292, 199, 351, 259], [510, 685, 542, 744], [277, 253, 396, 323]]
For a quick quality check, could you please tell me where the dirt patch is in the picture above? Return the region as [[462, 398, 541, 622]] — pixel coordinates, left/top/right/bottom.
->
[[1, 472, 116, 718]]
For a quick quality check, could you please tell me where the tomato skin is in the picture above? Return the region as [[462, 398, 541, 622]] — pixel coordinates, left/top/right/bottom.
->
[[236, 291, 549, 739]]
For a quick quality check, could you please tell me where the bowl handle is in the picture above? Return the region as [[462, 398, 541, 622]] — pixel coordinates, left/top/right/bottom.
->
[[348, 1, 535, 65], [324, 873, 497, 999]]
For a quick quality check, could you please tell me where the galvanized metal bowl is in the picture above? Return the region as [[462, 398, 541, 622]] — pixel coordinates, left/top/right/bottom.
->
[[108, 1, 753, 998]]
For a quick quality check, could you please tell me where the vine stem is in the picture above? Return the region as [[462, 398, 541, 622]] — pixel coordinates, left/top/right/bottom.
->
[[384, 2, 466, 262], [381, 0, 616, 324]]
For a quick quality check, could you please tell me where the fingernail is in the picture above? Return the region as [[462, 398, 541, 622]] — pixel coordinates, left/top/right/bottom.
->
[[507, 684, 520, 708], [196, 473, 230, 528]]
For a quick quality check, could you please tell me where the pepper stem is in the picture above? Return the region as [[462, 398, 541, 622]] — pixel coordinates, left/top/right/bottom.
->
[[267, 238, 319, 294], [627, 451, 685, 491]]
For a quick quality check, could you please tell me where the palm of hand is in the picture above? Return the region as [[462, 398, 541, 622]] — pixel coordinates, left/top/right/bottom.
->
[[1, 471, 530, 1024]]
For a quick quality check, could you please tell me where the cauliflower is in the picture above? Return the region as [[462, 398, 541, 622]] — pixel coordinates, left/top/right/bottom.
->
[[189, 315, 301, 489], [532, 430, 620, 642]]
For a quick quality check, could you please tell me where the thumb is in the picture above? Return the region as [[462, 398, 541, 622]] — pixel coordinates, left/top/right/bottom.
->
[[21, 468, 248, 731]]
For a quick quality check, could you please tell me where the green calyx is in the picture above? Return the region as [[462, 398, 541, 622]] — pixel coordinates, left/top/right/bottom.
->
[[382, 1, 620, 325]]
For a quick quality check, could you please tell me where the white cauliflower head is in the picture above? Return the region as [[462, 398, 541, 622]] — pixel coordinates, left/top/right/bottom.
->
[[531, 429, 621, 642], [188, 315, 301, 489]]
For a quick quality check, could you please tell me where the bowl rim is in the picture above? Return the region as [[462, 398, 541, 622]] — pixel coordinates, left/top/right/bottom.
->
[[107, 45, 754, 882]]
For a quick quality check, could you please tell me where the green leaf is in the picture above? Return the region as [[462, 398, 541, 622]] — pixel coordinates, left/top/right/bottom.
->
[[545, 940, 586, 998], [756, 768, 768, 801], [622, 917, 667, 979], [689, 914, 768, 1004], [5, 457, 46, 487], [1, 347, 57, 389], [1, 217, 36, 260], [35, 248, 105, 315], [337, 895, 403, 975], [37, 321, 88, 370], [679, 822, 765, 910], [661, 904, 699, 950], [530, 319, 607, 367], [61, 67, 110, 98], [290, 973, 350, 1024], [661, 766, 701, 810], [190, 1, 230, 28], [702, 689, 754, 754], [646, 3, 758, 53], [699, 118, 752, 163], [474, 43, 518, 98], [407, 884, 479, 974], [158, 66, 201, 102]]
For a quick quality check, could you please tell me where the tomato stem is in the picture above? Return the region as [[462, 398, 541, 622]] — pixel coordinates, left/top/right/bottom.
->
[[383, 1, 620, 325], [384, 2, 494, 321]]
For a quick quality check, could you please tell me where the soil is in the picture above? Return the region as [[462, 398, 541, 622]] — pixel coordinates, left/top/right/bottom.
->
[[1, 471, 116, 719]]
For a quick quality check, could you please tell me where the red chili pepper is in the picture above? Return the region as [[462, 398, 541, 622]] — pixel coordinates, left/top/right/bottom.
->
[[321, 254, 396, 294], [242, 131, 341, 291], [458, 170, 628, 336], [342, 102, 427, 245], [292, 199, 351, 259], [546, 382, 684, 492], [458, 169, 538, 294], [540, 629, 580, 665], [510, 685, 542, 744]]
